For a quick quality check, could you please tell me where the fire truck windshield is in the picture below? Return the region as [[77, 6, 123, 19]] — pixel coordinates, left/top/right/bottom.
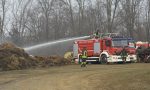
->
[[112, 39, 128, 47]]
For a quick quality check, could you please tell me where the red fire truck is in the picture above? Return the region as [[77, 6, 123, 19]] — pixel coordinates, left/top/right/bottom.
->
[[73, 33, 137, 64]]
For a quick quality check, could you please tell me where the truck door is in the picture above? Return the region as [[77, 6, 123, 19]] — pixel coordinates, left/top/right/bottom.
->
[[105, 40, 112, 52], [105, 40, 111, 47], [73, 43, 78, 58], [94, 42, 100, 54]]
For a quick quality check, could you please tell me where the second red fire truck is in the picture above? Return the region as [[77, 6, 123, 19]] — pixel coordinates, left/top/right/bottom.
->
[[73, 33, 137, 64]]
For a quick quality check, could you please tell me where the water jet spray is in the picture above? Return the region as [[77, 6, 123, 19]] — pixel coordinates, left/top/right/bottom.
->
[[24, 36, 90, 51]]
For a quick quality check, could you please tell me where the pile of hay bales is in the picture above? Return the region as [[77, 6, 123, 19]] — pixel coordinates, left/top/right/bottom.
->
[[0, 42, 71, 71]]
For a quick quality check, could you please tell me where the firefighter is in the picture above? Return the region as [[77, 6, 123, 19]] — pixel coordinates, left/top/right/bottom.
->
[[95, 29, 99, 36], [120, 46, 128, 63], [81, 47, 87, 67], [136, 46, 142, 62], [93, 29, 99, 38], [136, 45, 147, 62]]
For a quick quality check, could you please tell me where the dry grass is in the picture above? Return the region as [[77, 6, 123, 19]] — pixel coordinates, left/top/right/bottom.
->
[[87, 64, 150, 90], [0, 63, 150, 90]]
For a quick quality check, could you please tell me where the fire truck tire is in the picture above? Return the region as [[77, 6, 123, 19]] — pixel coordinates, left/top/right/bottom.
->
[[101, 55, 108, 64]]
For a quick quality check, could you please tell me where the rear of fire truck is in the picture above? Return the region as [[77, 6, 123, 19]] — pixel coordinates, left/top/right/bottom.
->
[[73, 39, 101, 64]]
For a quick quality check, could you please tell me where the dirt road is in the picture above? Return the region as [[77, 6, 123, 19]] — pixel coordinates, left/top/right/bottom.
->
[[0, 63, 150, 90]]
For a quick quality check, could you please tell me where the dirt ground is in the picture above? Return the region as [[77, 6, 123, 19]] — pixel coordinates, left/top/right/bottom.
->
[[0, 63, 150, 90]]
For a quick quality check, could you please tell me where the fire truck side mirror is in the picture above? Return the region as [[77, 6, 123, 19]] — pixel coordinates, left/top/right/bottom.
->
[[105, 40, 111, 47]]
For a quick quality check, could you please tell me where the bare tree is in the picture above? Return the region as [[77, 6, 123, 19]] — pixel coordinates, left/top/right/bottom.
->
[[38, 0, 54, 41], [0, 0, 7, 42], [10, 0, 33, 46], [121, 0, 142, 38], [66, 0, 75, 36], [146, 0, 150, 42], [106, 0, 112, 33], [1, 0, 147, 46], [76, 0, 85, 35], [106, 0, 121, 33], [90, 0, 106, 33]]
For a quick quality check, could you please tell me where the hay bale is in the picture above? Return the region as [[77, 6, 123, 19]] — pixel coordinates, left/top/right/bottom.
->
[[64, 52, 73, 60], [64, 52, 72, 64]]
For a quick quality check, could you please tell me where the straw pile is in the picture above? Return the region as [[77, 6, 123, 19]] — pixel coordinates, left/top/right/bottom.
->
[[34, 56, 71, 67], [0, 42, 71, 71]]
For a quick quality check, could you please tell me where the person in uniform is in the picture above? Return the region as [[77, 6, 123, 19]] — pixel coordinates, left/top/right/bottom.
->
[[120, 47, 128, 63], [81, 47, 87, 67]]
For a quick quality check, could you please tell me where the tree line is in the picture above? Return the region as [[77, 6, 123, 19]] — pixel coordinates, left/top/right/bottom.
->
[[0, 0, 150, 46]]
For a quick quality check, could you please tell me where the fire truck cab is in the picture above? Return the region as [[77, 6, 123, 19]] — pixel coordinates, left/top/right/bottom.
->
[[73, 33, 137, 64]]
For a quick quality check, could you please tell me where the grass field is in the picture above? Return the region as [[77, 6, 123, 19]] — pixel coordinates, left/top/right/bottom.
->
[[0, 63, 150, 90]]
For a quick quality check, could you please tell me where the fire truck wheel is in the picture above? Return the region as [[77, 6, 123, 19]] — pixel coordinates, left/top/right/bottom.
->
[[101, 55, 108, 64]]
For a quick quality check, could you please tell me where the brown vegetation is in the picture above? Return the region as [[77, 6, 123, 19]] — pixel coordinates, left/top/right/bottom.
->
[[0, 42, 71, 71]]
